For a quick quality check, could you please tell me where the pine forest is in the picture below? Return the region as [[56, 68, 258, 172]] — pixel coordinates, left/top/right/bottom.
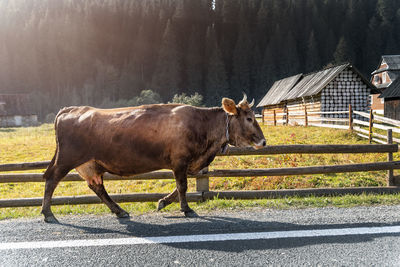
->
[[0, 0, 399, 119]]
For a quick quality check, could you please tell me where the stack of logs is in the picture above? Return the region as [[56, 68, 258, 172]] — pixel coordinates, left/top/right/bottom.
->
[[321, 70, 370, 120]]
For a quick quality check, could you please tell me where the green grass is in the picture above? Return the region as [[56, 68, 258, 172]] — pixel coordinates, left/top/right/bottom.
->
[[0, 123, 399, 220], [2, 194, 400, 220]]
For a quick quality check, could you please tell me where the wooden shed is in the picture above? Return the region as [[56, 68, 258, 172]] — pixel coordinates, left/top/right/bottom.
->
[[379, 78, 400, 120], [0, 94, 38, 127], [257, 63, 378, 125]]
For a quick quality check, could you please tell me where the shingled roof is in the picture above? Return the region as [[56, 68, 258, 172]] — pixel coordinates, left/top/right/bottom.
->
[[257, 63, 378, 107], [282, 64, 349, 101], [379, 78, 400, 99], [371, 55, 400, 75], [256, 74, 302, 107]]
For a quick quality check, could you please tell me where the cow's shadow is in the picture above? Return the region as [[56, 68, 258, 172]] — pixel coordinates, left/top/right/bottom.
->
[[59, 213, 400, 252]]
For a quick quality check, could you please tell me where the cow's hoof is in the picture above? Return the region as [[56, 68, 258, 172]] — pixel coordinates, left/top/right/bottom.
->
[[157, 199, 169, 211], [184, 210, 199, 218], [44, 215, 59, 224], [116, 210, 130, 218]]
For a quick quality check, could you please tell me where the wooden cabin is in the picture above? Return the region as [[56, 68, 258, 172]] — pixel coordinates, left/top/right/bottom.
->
[[370, 55, 400, 114], [0, 94, 38, 127], [257, 63, 378, 125], [379, 78, 400, 120]]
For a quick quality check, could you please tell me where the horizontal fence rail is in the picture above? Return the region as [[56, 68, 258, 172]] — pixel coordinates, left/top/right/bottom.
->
[[2, 160, 400, 184], [0, 144, 399, 208], [1, 145, 398, 172]]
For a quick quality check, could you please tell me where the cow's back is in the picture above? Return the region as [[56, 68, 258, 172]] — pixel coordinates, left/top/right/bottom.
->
[[54, 104, 197, 175]]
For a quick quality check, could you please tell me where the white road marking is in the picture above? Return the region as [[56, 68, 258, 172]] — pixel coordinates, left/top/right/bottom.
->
[[1, 225, 400, 250]]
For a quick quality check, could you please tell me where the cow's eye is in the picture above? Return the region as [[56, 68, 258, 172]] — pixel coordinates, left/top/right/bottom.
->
[[247, 118, 253, 122]]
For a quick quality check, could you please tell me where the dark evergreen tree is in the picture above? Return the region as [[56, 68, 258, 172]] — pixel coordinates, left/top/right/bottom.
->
[[205, 25, 229, 106], [333, 37, 350, 64], [151, 20, 181, 101], [231, 12, 252, 100], [279, 31, 300, 77], [306, 31, 321, 72], [185, 27, 205, 95], [363, 16, 383, 72]]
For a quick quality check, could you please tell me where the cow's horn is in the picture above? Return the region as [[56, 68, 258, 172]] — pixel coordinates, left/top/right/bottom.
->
[[242, 92, 248, 103], [249, 98, 254, 108]]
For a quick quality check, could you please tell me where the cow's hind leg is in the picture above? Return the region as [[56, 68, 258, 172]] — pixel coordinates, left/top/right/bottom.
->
[[41, 159, 71, 223], [77, 161, 129, 218], [157, 188, 178, 211]]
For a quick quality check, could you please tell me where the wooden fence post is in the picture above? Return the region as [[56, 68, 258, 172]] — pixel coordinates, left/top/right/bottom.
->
[[286, 108, 289, 125], [369, 109, 374, 144], [387, 129, 394, 186], [273, 110, 277, 126], [304, 105, 308, 127], [196, 167, 209, 193], [262, 108, 265, 125], [348, 104, 353, 131]]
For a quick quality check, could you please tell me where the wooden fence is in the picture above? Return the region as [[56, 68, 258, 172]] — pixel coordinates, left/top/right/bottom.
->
[[1, 143, 400, 208], [262, 105, 400, 145]]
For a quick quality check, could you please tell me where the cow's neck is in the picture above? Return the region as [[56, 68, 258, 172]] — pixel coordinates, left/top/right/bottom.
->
[[187, 107, 231, 174], [205, 107, 231, 153]]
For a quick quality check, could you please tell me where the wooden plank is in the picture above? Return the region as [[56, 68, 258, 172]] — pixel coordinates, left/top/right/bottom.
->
[[203, 187, 400, 200], [308, 123, 349, 130], [356, 132, 369, 140], [371, 132, 400, 143], [222, 144, 398, 155], [0, 172, 176, 183], [208, 161, 400, 177], [2, 160, 400, 183], [308, 111, 349, 115], [353, 110, 371, 119], [372, 138, 387, 144], [0, 192, 203, 208], [353, 119, 370, 127], [353, 126, 369, 135], [307, 117, 348, 122], [0, 161, 50, 172], [1, 145, 398, 173], [372, 122, 400, 134], [373, 114, 400, 127]]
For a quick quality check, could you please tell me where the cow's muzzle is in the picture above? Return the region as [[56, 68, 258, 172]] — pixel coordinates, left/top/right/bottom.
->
[[253, 139, 266, 149]]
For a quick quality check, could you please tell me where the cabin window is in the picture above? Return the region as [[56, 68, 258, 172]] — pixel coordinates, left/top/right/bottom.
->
[[382, 72, 387, 83], [373, 75, 381, 84]]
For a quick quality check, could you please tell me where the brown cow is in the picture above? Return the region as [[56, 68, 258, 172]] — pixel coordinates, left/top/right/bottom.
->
[[41, 95, 266, 223]]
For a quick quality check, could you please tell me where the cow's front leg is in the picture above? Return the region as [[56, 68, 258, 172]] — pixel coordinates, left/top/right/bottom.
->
[[173, 166, 198, 218], [157, 188, 178, 211]]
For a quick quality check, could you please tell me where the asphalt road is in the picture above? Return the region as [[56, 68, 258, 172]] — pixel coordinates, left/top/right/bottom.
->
[[1, 205, 400, 266]]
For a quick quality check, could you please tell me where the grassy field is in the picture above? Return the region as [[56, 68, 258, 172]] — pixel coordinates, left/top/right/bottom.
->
[[1, 123, 399, 219]]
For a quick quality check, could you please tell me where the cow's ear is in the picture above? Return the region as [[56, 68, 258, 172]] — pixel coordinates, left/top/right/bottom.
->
[[222, 98, 238, 115]]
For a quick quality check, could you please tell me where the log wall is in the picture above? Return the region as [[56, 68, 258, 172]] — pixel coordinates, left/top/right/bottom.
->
[[321, 69, 370, 120]]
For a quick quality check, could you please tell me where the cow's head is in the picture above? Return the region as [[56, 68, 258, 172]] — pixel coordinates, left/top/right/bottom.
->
[[222, 94, 266, 149]]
